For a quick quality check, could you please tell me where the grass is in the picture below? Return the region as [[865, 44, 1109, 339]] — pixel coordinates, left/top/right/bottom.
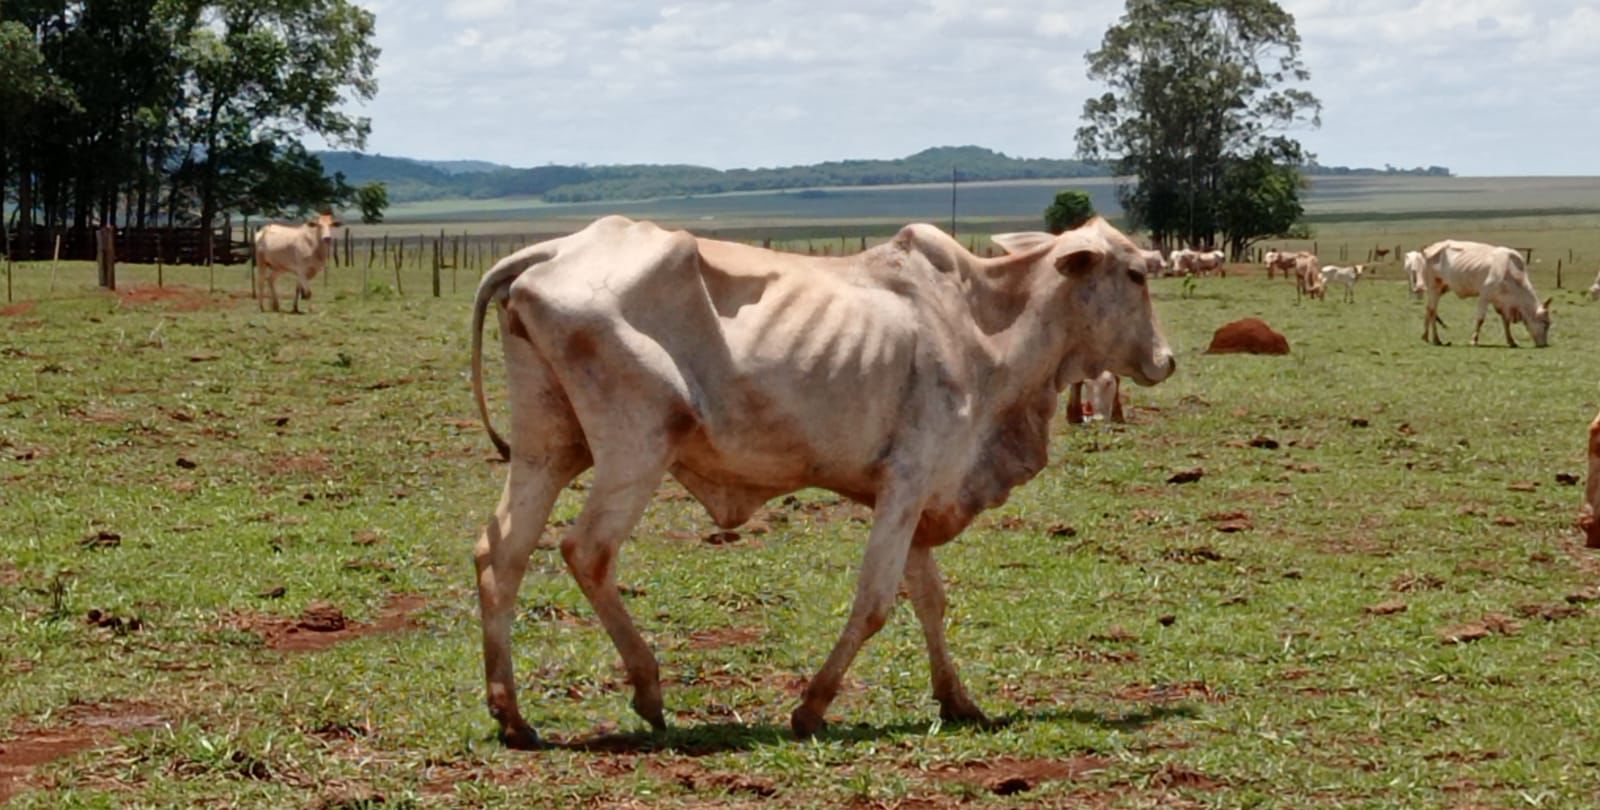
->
[[3, 238, 1600, 807]]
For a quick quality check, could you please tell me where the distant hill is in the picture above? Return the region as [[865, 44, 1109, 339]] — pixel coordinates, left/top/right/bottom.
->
[[316, 147, 1452, 204], [315, 146, 1109, 203]]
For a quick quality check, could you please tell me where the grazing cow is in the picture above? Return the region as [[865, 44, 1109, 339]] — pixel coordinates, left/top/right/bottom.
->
[[1421, 240, 1550, 347], [1264, 250, 1299, 280], [1587, 268, 1600, 301], [253, 212, 340, 313], [1404, 251, 1426, 300], [468, 215, 1175, 746], [1319, 264, 1365, 303], [1066, 371, 1124, 424], [1580, 411, 1600, 548]]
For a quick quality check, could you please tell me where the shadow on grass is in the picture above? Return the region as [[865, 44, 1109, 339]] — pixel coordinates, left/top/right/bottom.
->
[[537, 703, 1201, 755]]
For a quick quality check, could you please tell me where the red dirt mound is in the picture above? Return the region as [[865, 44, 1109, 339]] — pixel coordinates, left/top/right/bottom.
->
[[0, 302, 37, 318], [1206, 318, 1290, 355]]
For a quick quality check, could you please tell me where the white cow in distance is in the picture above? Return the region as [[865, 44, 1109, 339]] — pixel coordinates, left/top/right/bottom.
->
[[1066, 371, 1123, 424], [467, 215, 1175, 746], [1421, 240, 1550, 347], [1319, 264, 1365, 303], [1138, 248, 1168, 278], [253, 212, 341, 313]]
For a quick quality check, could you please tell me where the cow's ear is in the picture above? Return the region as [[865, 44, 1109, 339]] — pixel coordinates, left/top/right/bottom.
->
[[1054, 248, 1101, 277], [991, 232, 1055, 256], [1543, 297, 1553, 311]]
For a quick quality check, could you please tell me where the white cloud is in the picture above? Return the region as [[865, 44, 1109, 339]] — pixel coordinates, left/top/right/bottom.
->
[[334, 0, 1600, 175]]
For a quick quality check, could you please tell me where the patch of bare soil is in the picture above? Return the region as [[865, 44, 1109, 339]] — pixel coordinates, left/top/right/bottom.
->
[[263, 452, 332, 477], [925, 755, 1111, 796], [1438, 613, 1521, 645], [686, 626, 764, 650], [0, 562, 19, 588], [227, 594, 424, 653], [1115, 681, 1225, 704], [0, 301, 36, 318], [0, 702, 167, 803], [114, 285, 235, 312], [650, 759, 777, 797], [1148, 762, 1224, 791]]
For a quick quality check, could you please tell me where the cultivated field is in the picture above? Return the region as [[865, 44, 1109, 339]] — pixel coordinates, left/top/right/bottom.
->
[[3, 232, 1600, 806]]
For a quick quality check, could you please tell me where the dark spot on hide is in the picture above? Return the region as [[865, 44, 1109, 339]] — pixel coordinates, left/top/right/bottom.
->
[[664, 406, 700, 442], [565, 331, 598, 362]]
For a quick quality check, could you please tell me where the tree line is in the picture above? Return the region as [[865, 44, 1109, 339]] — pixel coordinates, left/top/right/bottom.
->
[[0, 0, 379, 253]]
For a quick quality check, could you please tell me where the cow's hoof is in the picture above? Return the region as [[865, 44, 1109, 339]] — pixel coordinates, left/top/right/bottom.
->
[[498, 722, 542, 751], [632, 694, 667, 732], [790, 705, 826, 739], [939, 698, 994, 728]]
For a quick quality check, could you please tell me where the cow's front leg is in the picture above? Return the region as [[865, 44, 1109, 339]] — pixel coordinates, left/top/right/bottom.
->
[[561, 454, 671, 731], [475, 453, 586, 748], [904, 545, 989, 726], [1501, 312, 1518, 348], [792, 479, 924, 738], [291, 284, 302, 314]]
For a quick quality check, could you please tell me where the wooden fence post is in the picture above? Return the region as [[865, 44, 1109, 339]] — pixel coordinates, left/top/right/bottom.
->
[[431, 237, 441, 297], [49, 233, 62, 294], [393, 239, 405, 296], [97, 224, 117, 291], [1556, 260, 1563, 289], [345, 229, 353, 267], [156, 232, 164, 288]]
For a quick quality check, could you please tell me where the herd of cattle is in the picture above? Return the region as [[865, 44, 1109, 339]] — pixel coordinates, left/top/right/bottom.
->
[[242, 212, 1591, 745]]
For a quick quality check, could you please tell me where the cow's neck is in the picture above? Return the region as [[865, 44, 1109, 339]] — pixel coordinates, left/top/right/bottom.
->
[[310, 231, 330, 262], [941, 256, 1072, 537]]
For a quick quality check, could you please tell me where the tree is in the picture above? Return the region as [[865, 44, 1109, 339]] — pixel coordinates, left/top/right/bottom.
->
[[1043, 190, 1096, 234], [1215, 139, 1306, 258], [356, 181, 388, 224], [1076, 0, 1320, 251]]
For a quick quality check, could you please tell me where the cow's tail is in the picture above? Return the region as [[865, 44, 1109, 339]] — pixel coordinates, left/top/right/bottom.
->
[[471, 247, 554, 461]]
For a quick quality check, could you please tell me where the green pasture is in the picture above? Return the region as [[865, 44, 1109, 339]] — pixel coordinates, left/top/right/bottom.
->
[[3, 222, 1600, 807]]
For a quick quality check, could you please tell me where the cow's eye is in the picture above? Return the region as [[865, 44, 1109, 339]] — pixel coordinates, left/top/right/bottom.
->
[[1127, 268, 1147, 286]]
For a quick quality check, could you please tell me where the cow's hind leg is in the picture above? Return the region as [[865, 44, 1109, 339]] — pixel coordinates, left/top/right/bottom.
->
[[792, 479, 924, 737], [904, 546, 989, 726], [561, 453, 672, 731], [1471, 298, 1489, 346], [476, 453, 587, 748]]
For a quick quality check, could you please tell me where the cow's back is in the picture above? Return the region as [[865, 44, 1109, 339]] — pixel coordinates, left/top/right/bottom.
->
[[503, 218, 931, 497]]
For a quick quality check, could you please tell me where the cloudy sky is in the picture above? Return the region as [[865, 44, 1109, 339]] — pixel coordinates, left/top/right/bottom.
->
[[330, 0, 1600, 176]]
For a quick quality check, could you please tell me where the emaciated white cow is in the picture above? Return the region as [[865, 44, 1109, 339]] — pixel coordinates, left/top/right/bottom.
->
[[1293, 252, 1321, 300], [1421, 240, 1550, 347], [253, 212, 340, 313], [469, 215, 1175, 746]]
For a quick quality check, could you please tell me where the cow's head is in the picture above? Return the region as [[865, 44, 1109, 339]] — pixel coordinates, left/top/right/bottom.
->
[[1529, 297, 1552, 347], [307, 212, 341, 250], [992, 219, 1176, 388]]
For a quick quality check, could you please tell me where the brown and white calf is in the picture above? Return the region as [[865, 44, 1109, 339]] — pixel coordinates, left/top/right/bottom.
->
[[253, 212, 340, 313], [1421, 240, 1550, 347], [1264, 250, 1299, 280], [469, 215, 1174, 746]]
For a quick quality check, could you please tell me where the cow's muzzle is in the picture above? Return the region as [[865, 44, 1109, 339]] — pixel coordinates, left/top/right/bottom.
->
[[1131, 352, 1176, 386]]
